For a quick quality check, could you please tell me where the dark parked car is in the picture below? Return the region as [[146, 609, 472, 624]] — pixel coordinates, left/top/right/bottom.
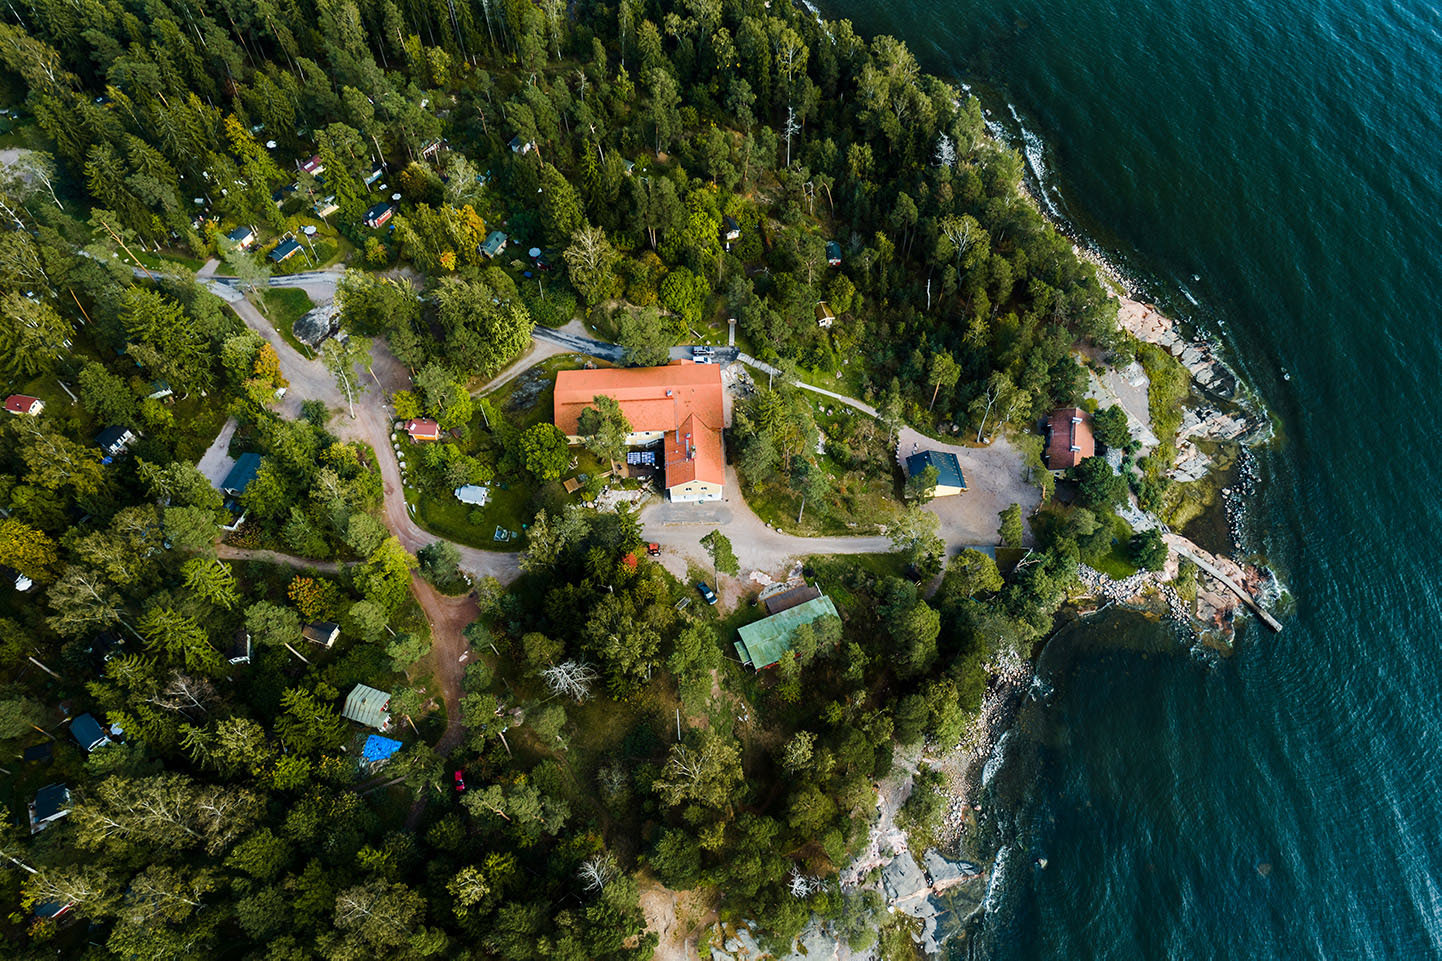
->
[[697, 582, 718, 605]]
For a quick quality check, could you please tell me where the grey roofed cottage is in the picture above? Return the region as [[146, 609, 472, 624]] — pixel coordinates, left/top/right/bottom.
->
[[904, 450, 967, 496], [222, 452, 263, 496], [29, 783, 71, 833], [70, 712, 111, 752], [95, 426, 135, 456], [454, 484, 489, 506], [826, 240, 843, 266], [269, 238, 302, 262], [302, 621, 340, 648], [342, 683, 392, 731], [293, 302, 340, 348], [226, 628, 252, 665]]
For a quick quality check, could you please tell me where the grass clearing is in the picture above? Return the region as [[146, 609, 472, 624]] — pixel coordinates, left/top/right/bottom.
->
[[407, 478, 532, 552], [1137, 342, 1190, 444], [254, 288, 317, 357], [1090, 512, 1140, 579]]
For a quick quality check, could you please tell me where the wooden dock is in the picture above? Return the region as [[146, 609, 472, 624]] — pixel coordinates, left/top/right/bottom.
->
[[1170, 541, 1283, 632]]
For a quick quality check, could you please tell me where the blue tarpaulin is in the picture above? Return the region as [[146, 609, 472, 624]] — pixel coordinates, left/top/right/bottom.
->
[[362, 735, 402, 764]]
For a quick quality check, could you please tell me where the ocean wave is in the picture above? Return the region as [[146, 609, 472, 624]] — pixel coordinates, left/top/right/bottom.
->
[[981, 728, 1015, 789], [979, 844, 1013, 917]]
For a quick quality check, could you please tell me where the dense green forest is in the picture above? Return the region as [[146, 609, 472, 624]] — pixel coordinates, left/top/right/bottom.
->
[[0, 0, 1136, 957]]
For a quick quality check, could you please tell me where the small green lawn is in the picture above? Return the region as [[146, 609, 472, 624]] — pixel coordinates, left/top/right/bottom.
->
[[254, 288, 317, 357], [120, 247, 206, 274], [407, 479, 531, 552], [1090, 512, 1140, 579]]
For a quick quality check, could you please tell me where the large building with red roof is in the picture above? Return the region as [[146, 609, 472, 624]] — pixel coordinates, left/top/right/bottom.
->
[[554, 361, 726, 503], [1046, 407, 1096, 470]]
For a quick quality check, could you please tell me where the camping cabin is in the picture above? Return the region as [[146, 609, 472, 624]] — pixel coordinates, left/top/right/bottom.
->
[[226, 628, 252, 666], [221, 453, 262, 497], [403, 418, 441, 442], [94, 426, 136, 457], [479, 230, 508, 258], [363, 202, 395, 229], [29, 784, 71, 834], [342, 683, 392, 732], [225, 225, 258, 250], [904, 450, 967, 497], [268, 239, 302, 263], [722, 215, 741, 248], [70, 713, 112, 752], [5, 394, 43, 416], [303, 622, 340, 649]]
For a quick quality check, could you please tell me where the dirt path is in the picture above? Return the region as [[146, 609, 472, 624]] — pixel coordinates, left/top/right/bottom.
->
[[216, 544, 342, 573], [471, 336, 570, 396], [409, 577, 480, 755]]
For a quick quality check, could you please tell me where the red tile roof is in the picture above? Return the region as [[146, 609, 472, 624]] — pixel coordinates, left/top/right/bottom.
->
[[555, 362, 725, 489], [662, 412, 725, 487], [4, 395, 40, 415], [1046, 407, 1095, 469]]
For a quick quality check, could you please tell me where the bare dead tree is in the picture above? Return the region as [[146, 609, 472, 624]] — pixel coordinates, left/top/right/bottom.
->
[[577, 853, 617, 892], [539, 660, 598, 702]]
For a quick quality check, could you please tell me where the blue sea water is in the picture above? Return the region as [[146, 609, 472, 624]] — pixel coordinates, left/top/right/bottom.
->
[[820, 0, 1442, 956]]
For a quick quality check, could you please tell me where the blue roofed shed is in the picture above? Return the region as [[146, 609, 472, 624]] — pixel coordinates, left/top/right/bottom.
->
[[361, 734, 403, 769], [904, 450, 967, 496], [226, 225, 257, 249], [222, 453, 262, 496]]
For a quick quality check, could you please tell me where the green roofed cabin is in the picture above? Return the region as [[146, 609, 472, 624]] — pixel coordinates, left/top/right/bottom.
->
[[341, 683, 391, 731], [734, 594, 840, 669], [904, 449, 967, 496]]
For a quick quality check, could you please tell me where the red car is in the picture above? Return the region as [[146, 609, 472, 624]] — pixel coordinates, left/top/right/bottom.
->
[[453, 770, 466, 793]]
